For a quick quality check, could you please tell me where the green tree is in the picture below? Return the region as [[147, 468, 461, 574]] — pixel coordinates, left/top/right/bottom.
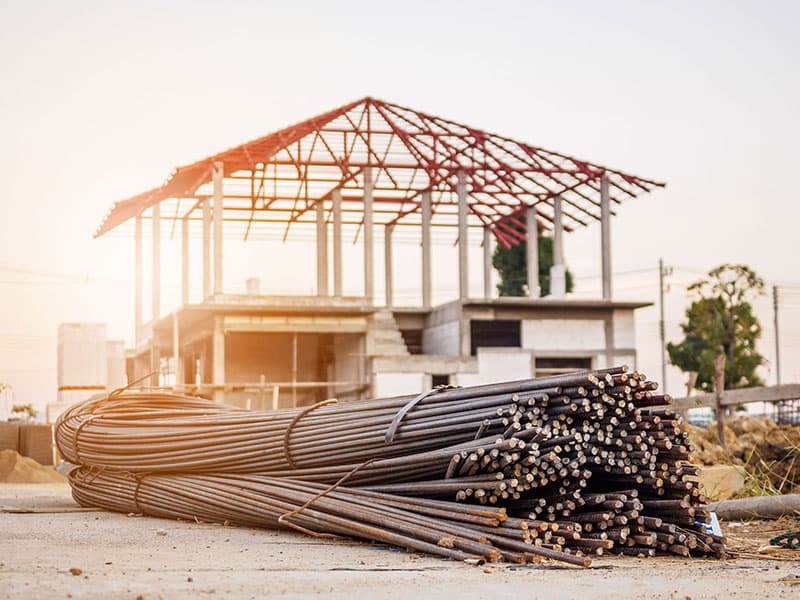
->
[[667, 264, 765, 391], [492, 231, 574, 297]]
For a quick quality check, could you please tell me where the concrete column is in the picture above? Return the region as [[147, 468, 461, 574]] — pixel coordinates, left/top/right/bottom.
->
[[332, 188, 343, 297], [150, 346, 160, 387], [212, 162, 224, 296], [181, 215, 190, 305], [600, 174, 612, 300], [457, 171, 469, 300], [134, 214, 143, 345], [172, 312, 181, 390], [483, 227, 493, 300], [152, 203, 161, 321], [526, 205, 541, 298], [202, 198, 211, 299], [384, 224, 394, 307], [550, 196, 566, 298], [363, 167, 374, 303], [150, 204, 161, 388], [316, 199, 328, 295], [212, 316, 225, 403], [421, 190, 432, 308]]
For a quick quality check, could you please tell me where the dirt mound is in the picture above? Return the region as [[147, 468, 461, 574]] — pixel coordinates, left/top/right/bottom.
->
[[0, 449, 66, 483], [685, 416, 800, 495]]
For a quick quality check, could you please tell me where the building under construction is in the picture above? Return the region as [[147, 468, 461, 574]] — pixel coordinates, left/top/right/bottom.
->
[[94, 97, 664, 409]]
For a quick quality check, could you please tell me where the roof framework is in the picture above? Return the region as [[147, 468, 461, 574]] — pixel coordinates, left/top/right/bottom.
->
[[97, 97, 664, 248]]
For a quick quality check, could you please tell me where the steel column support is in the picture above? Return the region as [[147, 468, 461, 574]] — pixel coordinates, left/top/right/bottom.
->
[[457, 170, 469, 300], [483, 227, 493, 300], [550, 196, 566, 298], [600, 174, 612, 300], [421, 190, 432, 308], [384, 223, 394, 307], [332, 188, 343, 297], [526, 205, 541, 298], [134, 214, 143, 345], [363, 167, 374, 304], [212, 162, 224, 296], [316, 199, 328, 296], [181, 215, 190, 305], [202, 198, 211, 299]]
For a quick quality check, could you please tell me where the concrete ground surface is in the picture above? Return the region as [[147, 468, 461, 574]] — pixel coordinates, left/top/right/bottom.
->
[[1, 484, 799, 599]]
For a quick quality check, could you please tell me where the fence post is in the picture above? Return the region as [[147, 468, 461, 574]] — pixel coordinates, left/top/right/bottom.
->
[[714, 353, 727, 451]]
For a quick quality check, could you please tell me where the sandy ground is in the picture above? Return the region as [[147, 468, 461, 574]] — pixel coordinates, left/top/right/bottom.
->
[[2, 483, 799, 600]]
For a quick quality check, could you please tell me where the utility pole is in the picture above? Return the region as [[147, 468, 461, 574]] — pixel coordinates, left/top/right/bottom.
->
[[773, 285, 781, 385], [658, 259, 671, 391]]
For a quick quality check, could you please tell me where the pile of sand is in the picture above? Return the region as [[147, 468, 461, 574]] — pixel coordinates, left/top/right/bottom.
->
[[685, 416, 800, 494], [0, 449, 66, 483]]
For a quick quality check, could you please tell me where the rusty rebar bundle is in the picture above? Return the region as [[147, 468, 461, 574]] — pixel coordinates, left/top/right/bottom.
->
[[56, 366, 726, 566]]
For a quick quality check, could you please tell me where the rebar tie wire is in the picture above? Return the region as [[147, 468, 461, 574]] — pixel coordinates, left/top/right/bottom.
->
[[277, 458, 379, 539], [131, 471, 152, 515], [282, 398, 338, 469], [385, 385, 459, 444], [279, 385, 462, 535]]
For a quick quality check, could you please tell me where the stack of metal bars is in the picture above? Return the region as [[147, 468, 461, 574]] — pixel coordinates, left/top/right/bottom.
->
[[57, 366, 726, 566]]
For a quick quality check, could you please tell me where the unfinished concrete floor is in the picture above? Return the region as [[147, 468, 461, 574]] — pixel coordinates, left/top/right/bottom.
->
[[1, 483, 799, 599]]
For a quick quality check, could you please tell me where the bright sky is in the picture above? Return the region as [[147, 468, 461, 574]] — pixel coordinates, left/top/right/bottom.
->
[[1, 0, 798, 413]]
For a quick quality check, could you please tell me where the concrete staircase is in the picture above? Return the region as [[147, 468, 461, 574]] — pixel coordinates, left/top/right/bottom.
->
[[366, 309, 410, 357]]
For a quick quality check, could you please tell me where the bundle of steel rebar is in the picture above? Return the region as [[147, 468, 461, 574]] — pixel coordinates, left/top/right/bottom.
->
[[57, 366, 726, 566], [68, 468, 589, 566]]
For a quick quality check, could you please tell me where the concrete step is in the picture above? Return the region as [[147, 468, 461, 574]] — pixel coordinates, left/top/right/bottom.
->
[[368, 342, 410, 357], [367, 310, 410, 357]]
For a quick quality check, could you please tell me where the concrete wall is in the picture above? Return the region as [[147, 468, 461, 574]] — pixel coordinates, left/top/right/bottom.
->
[[373, 372, 425, 398], [456, 348, 534, 387], [612, 309, 636, 349], [521, 319, 605, 352], [106, 340, 127, 391], [332, 333, 364, 401], [422, 320, 460, 355], [57, 323, 108, 390]]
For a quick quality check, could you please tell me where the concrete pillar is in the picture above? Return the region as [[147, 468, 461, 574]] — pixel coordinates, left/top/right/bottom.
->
[[332, 188, 343, 297], [212, 162, 224, 296], [526, 205, 541, 298], [212, 315, 225, 402], [181, 215, 190, 305], [550, 196, 566, 298], [457, 171, 469, 300], [483, 227, 493, 300], [152, 203, 161, 321], [384, 223, 394, 307], [316, 199, 328, 296], [421, 190, 432, 308], [202, 198, 211, 299], [172, 312, 181, 390], [134, 214, 143, 345], [363, 167, 374, 303], [150, 346, 160, 387], [150, 204, 161, 388], [600, 174, 612, 300]]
